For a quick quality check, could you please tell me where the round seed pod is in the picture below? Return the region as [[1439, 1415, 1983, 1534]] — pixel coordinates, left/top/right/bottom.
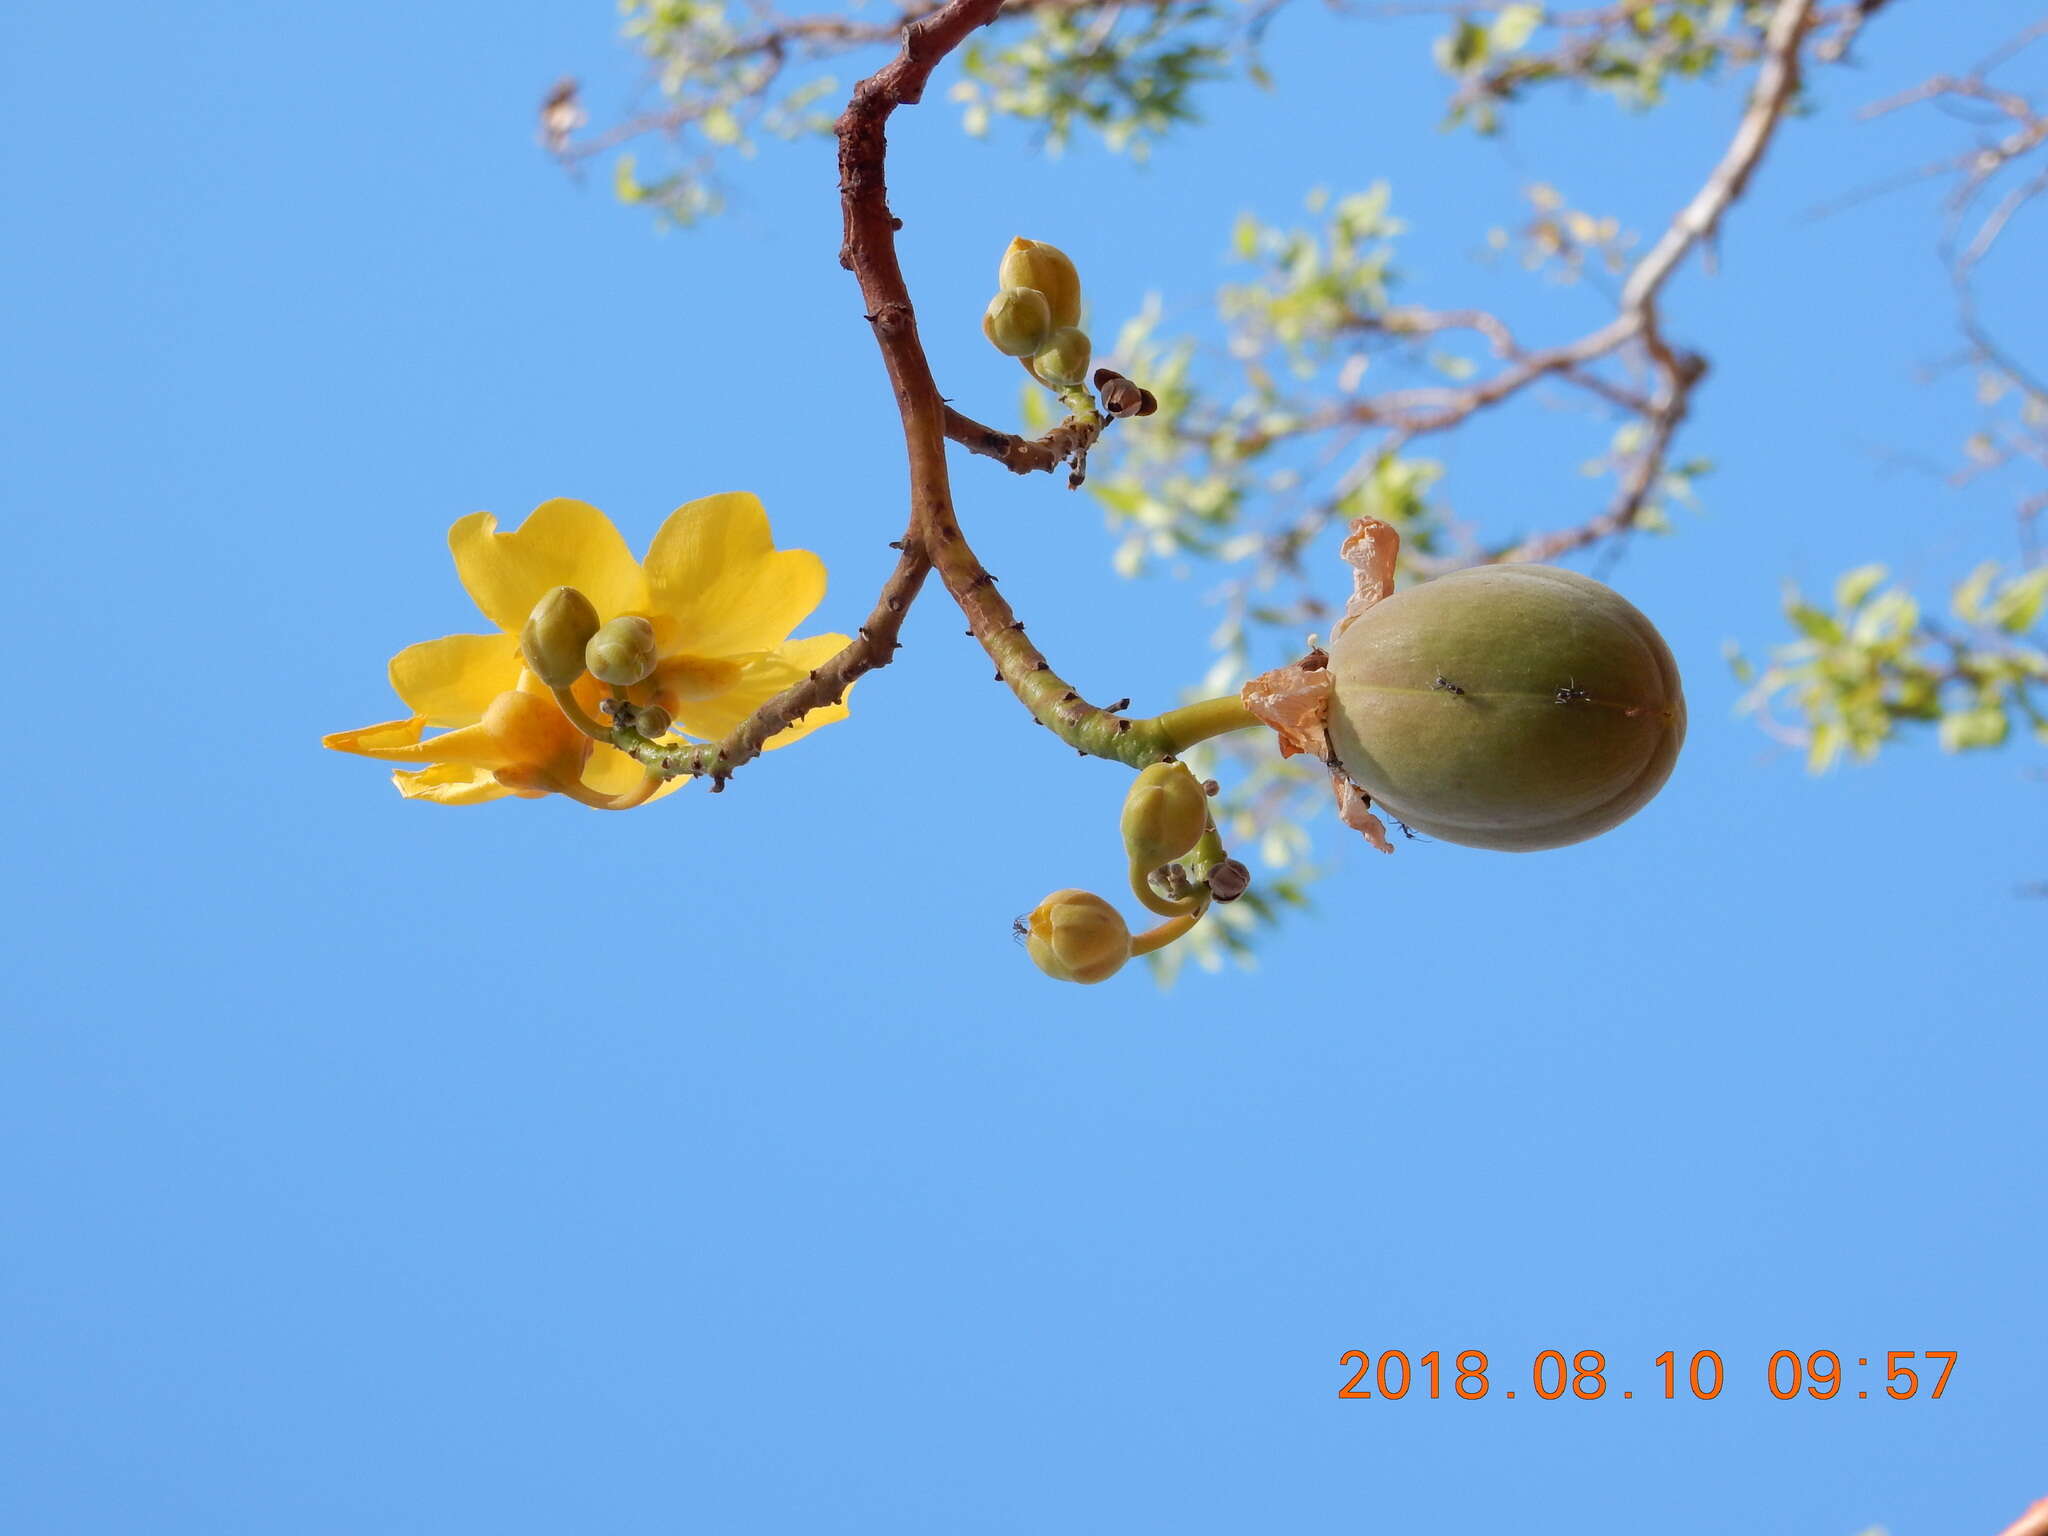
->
[[1324, 565, 1685, 852]]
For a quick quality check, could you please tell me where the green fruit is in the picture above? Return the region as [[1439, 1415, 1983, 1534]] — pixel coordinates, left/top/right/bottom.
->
[[1324, 565, 1685, 852]]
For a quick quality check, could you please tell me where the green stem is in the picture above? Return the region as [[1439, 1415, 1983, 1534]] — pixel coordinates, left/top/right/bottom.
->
[[1149, 696, 1262, 755], [551, 686, 613, 744], [1130, 909, 1202, 956]]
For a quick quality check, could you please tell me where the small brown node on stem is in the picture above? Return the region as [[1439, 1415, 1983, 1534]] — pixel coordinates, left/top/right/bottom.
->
[[1202, 779, 1220, 796], [1107, 697, 1130, 712]]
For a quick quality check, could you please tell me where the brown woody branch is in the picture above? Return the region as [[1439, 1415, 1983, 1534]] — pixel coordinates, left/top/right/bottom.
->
[[1498, 0, 1815, 562], [618, 534, 931, 790], [943, 404, 1104, 479], [835, 0, 1187, 765]]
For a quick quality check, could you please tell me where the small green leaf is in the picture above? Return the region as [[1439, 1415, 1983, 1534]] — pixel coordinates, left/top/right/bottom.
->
[[1833, 563, 1886, 613], [1491, 3, 1543, 53]]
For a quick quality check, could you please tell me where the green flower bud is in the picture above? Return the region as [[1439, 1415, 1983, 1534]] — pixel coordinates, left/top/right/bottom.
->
[[633, 704, 672, 738], [999, 238, 1082, 328], [520, 586, 600, 687], [585, 615, 659, 687], [982, 286, 1053, 358], [1024, 889, 1131, 985], [1120, 761, 1209, 869], [1325, 565, 1686, 851], [1031, 326, 1091, 389]]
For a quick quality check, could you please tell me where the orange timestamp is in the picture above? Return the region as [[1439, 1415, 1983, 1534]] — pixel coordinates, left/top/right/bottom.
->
[[1336, 1349, 1958, 1401]]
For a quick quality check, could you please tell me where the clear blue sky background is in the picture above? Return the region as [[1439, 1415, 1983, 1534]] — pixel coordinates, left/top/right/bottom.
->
[[3, 1, 2042, 1532]]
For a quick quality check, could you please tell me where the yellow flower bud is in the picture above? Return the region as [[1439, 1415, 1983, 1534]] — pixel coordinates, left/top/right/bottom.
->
[[519, 586, 601, 687], [634, 704, 672, 738], [1032, 326, 1091, 389], [999, 237, 1082, 328], [585, 615, 659, 687], [1120, 761, 1209, 870], [1024, 889, 1132, 985], [982, 286, 1053, 358]]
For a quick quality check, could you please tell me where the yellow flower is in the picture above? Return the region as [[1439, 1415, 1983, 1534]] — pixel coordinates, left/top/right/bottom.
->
[[325, 493, 850, 807]]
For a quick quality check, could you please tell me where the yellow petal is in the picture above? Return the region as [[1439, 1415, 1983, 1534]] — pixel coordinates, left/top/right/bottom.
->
[[392, 763, 515, 806], [337, 715, 517, 768], [388, 633, 522, 726], [668, 633, 852, 748], [643, 492, 826, 658], [449, 499, 649, 634], [325, 717, 425, 756]]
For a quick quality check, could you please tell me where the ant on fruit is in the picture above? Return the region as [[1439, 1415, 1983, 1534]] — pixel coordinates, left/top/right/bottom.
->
[[1431, 673, 1466, 696], [1554, 678, 1589, 705]]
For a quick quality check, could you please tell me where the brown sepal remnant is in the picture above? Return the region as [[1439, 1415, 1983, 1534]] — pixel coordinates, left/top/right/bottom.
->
[[1332, 516, 1401, 638], [1332, 774, 1395, 856], [1240, 652, 1333, 762], [1238, 514, 1402, 855]]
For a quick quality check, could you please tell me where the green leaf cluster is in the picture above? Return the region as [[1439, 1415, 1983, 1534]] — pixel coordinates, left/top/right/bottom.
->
[[1733, 563, 2048, 771]]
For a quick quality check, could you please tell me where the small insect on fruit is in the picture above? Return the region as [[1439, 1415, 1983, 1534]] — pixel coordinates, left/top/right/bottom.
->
[[1431, 674, 1467, 696]]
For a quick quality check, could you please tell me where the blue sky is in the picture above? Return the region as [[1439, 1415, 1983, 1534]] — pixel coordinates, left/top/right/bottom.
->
[[3, 2, 2042, 1533]]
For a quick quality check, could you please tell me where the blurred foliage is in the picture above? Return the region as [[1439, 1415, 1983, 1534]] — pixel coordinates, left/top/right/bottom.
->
[[950, 2, 1229, 155], [1431, 0, 1787, 132], [1732, 563, 2048, 771]]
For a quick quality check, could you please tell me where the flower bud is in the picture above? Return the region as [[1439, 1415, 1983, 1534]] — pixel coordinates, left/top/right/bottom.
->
[[982, 286, 1053, 358], [1024, 889, 1131, 985], [633, 704, 672, 738], [1032, 326, 1092, 389], [520, 586, 601, 687], [585, 615, 659, 687], [998, 237, 1082, 328], [1120, 761, 1209, 869], [1206, 858, 1251, 902]]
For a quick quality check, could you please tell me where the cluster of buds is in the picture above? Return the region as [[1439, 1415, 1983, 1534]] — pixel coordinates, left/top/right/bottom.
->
[[982, 238, 1095, 391], [520, 585, 678, 747], [1022, 760, 1249, 984]]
